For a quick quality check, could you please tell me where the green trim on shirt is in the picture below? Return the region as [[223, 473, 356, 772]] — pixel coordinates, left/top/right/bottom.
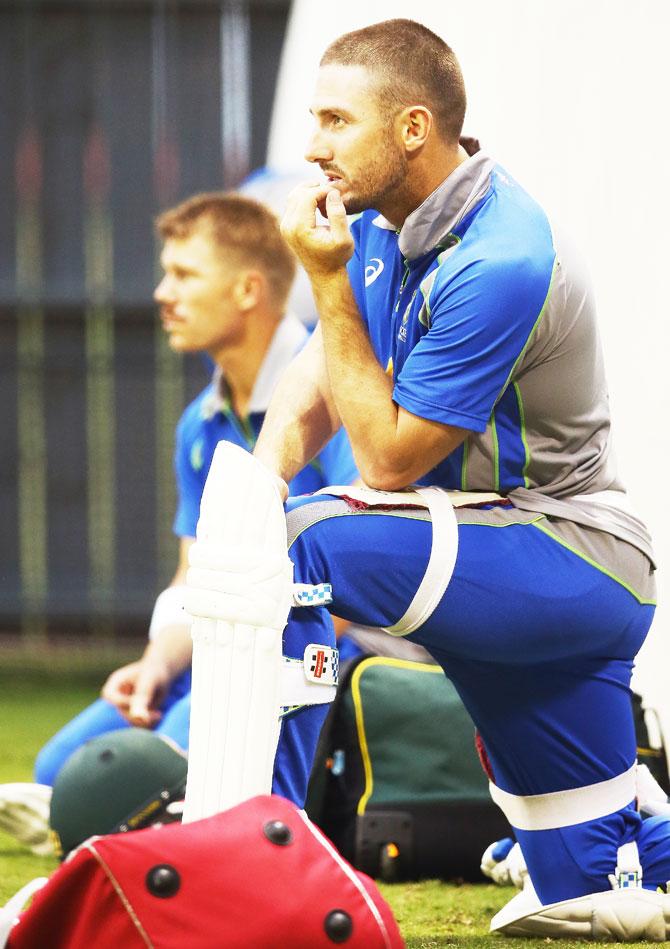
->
[[490, 412, 500, 492], [460, 439, 469, 492], [532, 521, 657, 606], [513, 381, 531, 489]]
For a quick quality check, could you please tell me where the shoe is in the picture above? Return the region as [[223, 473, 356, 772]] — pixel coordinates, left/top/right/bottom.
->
[[481, 837, 528, 889]]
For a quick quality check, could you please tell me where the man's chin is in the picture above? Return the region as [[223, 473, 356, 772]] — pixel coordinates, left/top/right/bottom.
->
[[166, 335, 192, 353], [341, 196, 374, 215], [319, 190, 374, 218]]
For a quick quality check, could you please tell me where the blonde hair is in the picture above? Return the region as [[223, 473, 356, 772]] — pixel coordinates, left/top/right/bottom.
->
[[156, 192, 296, 306]]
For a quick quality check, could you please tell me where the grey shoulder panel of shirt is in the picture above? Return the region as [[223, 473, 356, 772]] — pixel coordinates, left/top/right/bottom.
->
[[508, 488, 656, 568]]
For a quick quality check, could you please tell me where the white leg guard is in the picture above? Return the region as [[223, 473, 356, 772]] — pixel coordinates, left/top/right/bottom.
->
[[491, 842, 670, 941], [182, 442, 294, 823], [491, 886, 670, 941]]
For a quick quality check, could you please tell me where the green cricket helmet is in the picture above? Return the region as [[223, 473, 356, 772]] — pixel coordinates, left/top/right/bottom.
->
[[49, 728, 188, 859]]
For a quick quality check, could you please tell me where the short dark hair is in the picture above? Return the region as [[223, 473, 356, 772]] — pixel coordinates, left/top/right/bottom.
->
[[321, 19, 466, 144], [155, 192, 296, 306]]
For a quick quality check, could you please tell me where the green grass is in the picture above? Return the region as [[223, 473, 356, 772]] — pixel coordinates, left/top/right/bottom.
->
[[0, 676, 99, 899], [0, 663, 656, 947]]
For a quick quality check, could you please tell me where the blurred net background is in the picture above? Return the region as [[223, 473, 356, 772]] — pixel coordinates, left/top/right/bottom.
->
[[0, 0, 290, 649]]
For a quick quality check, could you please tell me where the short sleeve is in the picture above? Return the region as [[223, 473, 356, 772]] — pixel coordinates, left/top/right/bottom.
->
[[393, 254, 553, 433], [172, 414, 205, 538]]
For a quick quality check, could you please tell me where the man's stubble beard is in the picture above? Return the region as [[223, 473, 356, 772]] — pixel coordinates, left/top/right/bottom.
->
[[342, 136, 409, 216]]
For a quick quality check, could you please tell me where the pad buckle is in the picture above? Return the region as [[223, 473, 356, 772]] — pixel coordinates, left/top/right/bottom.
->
[[615, 870, 642, 890], [304, 644, 339, 686], [612, 841, 643, 890]]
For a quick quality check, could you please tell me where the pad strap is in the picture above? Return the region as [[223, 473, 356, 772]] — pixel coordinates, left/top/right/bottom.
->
[[489, 763, 637, 831], [280, 645, 338, 708], [383, 487, 458, 636], [314, 483, 516, 636], [292, 583, 333, 607], [613, 841, 643, 890], [314, 484, 460, 636]]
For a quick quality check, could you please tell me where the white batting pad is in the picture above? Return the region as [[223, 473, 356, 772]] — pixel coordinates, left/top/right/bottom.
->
[[491, 886, 670, 941], [491, 840, 670, 941], [182, 442, 294, 822]]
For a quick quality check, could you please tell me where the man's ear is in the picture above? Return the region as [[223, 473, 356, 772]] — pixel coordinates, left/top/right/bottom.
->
[[233, 269, 265, 311], [397, 105, 433, 153]]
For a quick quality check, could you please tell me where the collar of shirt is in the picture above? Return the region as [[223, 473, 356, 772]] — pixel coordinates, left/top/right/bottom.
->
[[200, 311, 308, 420], [372, 150, 496, 261]]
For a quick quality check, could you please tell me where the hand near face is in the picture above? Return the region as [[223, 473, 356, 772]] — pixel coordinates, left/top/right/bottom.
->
[[281, 183, 354, 279]]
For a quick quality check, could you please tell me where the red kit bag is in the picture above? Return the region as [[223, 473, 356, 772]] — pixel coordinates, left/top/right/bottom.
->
[[7, 794, 404, 948]]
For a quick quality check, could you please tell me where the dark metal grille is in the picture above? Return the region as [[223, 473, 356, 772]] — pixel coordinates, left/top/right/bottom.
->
[[0, 0, 290, 642]]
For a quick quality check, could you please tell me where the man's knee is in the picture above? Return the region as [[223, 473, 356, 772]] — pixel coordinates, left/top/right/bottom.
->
[[34, 699, 128, 786], [517, 806, 642, 904], [286, 495, 351, 575], [34, 741, 61, 787]]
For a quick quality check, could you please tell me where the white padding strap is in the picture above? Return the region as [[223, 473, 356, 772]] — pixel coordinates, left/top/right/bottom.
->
[[148, 585, 189, 640], [383, 486, 458, 636], [314, 484, 509, 636], [279, 645, 338, 710], [315, 484, 459, 636], [280, 658, 337, 708], [489, 763, 637, 831]]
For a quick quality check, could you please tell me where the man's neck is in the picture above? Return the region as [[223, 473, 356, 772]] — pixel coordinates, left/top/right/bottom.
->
[[379, 143, 470, 230], [213, 314, 280, 419]]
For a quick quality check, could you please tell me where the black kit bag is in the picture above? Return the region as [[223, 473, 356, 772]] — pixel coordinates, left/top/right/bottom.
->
[[306, 655, 511, 883]]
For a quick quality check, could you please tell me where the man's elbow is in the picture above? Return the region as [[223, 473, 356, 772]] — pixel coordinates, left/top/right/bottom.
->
[[360, 459, 417, 492]]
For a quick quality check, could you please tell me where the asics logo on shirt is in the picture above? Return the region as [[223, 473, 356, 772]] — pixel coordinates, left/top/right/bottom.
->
[[365, 258, 385, 287]]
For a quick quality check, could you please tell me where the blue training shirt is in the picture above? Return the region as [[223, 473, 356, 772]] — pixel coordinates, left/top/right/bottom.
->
[[173, 314, 358, 537], [346, 149, 652, 559]]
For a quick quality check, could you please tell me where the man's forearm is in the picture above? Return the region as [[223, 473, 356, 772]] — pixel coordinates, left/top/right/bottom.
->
[[313, 269, 466, 488], [280, 186, 465, 489], [312, 270, 406, 486], [254, 328, 339, 482], [142, 622, 193, 679]]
